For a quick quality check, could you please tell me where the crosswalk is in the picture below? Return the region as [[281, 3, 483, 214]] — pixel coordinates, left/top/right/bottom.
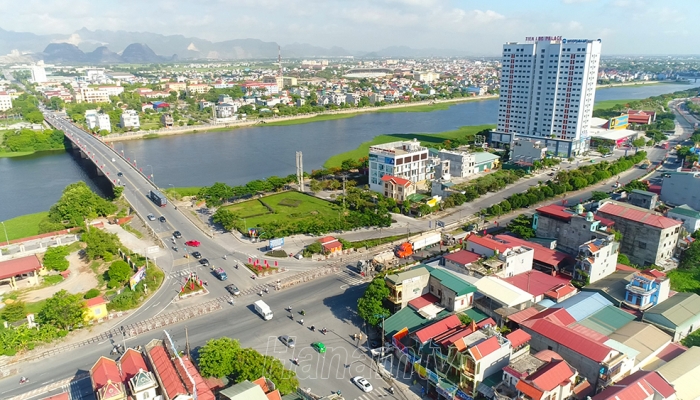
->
[[336, 270, 369, 287], [351, 392, 398, 400]]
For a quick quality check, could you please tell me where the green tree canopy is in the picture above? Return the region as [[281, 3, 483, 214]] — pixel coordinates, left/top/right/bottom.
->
[[38, 289, 85, 330], [43, 245, 70, 272], [230, 347, 299, 395], [82, 227, 121, 260], [2, 301, 27, 322], [107, 260, 132, 288], [357, 278, 390, 326], [198, 182, 234, 207], [48, 181, 117, 227], [198, 337, 241, 378], [507, 214, 535, 239]]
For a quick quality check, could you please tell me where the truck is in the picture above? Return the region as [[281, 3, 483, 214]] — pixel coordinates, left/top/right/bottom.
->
[[661, 142, 670, 150], [395, 232, 442, 259], [149, 190, 167, 207], [254, 300, 273, 320], [395, 242, 413, 258]]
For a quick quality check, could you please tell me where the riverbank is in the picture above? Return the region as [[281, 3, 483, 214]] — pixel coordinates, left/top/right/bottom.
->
[[323, 124, 494, 168], [0, 151, 35, 158], [101, 95, 497, 142], [596, 81, 665, 89]]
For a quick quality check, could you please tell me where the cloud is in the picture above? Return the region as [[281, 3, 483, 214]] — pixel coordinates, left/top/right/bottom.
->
[[561, 0, 596, 3]]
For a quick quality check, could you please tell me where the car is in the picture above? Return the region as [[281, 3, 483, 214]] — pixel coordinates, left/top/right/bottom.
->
[[351, 376, 373, 393], [158, 216, 166, 223], [185, 240, 201, 247], [147, 214, 156, 221], [225, 284, 240, 296], [173, 231, 182, 239], [117, 172, 123, 177], [199, 258, 210, 266], [280, 335, 295, 348], [212, 267, 227, 281], [311, 342, 326, 353], [192, 251, 202, 259]]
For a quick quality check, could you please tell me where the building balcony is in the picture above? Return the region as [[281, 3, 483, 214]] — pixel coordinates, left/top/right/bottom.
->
[[625, 284, 655, 296], [621, 299, 654, 311]]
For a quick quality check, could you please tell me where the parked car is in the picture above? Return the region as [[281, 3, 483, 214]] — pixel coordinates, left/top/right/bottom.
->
[[185, 240, 201, 247], [192, 251, 202, 259], [351, 376, 373, 393], [212, 267, 227, 281], [147, 214, 156, 221], [225, 284, 240, 296], [173, 231, 182, 239], [280, 335, 295, 348]]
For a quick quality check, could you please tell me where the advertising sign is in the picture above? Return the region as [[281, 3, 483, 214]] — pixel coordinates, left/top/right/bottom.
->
[[609, 115, 629, 130], [268, 237, 285, 250], [129, 267, 146, 291], [384, 157, 395, 165]]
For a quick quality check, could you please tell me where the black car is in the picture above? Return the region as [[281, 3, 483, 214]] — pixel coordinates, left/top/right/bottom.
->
[[192, 251, 202, 259], [173, 231, 182, 239], [159, 216, 166, 223], [117, 172, 123, 177], [199, 258, 209, 266]]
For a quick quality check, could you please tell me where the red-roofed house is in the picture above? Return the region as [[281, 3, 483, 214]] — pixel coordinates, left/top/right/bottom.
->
[[503, 270, 576, 303], [317, 236, 342, 254], [0, 255, 43, 290], [495, 234, 575, 275], [252, 377, 282, 400], [520, 317, 629, 391], [465, 234, 534, 277], [534, 204, 616, 255], [626, 110, 656, 125], [597, 201, 681, 266], [90, 356, 126, 400], [515, 359, 578, 400], [412, 314, 462, 344], [381, 174, 416, 202], [443, 249, 481, 270], [119, 348, 158, 400], [144, 340, 190, 400], [592, 370, 675, 400], [85, 296, 109, 321], [506, 329, 532, 351]]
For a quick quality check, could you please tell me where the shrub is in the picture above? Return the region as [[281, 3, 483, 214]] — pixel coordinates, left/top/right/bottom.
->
[[84, 289, 101, 299]]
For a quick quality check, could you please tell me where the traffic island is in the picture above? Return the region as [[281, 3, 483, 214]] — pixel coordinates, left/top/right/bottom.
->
[[246, 262, 280, 277], [177, 272, 208, 299]]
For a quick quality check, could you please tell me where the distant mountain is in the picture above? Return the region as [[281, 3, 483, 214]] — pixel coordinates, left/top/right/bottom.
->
[[121, 43, 173, 63], [43, 43, 87, 63], [86, 46, 122, 63], [282, 43, 350, 58]]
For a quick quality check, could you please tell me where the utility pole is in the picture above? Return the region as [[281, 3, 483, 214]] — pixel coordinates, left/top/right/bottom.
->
[[185, 327, 191, 359], [342, 174, 347, 209], [296, 151, 304, 192]]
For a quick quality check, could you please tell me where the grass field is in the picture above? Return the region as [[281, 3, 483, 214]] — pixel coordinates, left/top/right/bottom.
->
[[2, 211, 49, 241], [164, 187, 202, 198], [262, 113, 361, 127], [0, 151, 36, 158], [222, 191, 341, 228], [324, 124, 495, 168], [594, 99, 637, 110]]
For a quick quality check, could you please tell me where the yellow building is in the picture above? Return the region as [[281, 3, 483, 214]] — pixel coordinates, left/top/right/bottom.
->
[[85, 296, 108, 321]]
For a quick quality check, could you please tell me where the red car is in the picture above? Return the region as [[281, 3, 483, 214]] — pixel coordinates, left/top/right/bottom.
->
[[185, 240, 201, 247]]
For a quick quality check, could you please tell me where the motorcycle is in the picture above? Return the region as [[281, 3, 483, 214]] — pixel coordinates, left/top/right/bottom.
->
[[19, 377, 29, 385], [235, 264, 239, 269], [310, 325, 315, 332], [223, 255, 227, 260], [172, 246, 178, 252]]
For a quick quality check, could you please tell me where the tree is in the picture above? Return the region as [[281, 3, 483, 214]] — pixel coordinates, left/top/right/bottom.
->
[[488, 204, 502, 217], [677, 146, 692, 163], [632, 138, 646, 149], [617, 253, 633, 267], [38, 289, 85, 330], [507, 214, 535, 239], [591, 191, 610, 202], [48, 182, 117, 227], [198, 337, 241, 378], [598, 146, 611, 156], [107, 260, 132, 288], [198, 182, 234, 207], [2, 301, 27, 322], [230, 348, 298, 395], [82, 227, 121, 260], [309, 179, 322, 193], [212, 208, 237, 231], [357, 278, 390, 326], [680, 241, 700, 270], [42, 245, 70, 272], [457, 313, 472, 325]]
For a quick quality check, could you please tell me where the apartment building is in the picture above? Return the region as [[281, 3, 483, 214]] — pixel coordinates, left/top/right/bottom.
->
[[30, 65, 47, 83], [574, 237, 618, 284], [438, 149, 476, 178], [164, 82, 187, 92], [597, 201, 681, 266], [98, 86, 125, 97], [667, 204, 700, 233], [120, 110, 140, 130], [80, 88, 111, 103], [490, 37, 602, 157], [85, 110, 111, 132], [368, 139, 432, 192], [534, 204, 614, 254], [413, 71, 440, 83], [0, 91, 12, 111], [186, 83, 211, 95]]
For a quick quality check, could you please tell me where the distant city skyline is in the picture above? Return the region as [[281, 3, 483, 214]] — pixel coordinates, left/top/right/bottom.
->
[[0, 0, 696, 55]]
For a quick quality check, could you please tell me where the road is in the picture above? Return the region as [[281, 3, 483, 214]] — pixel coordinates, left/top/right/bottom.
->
[[0, 272, 411, 400]]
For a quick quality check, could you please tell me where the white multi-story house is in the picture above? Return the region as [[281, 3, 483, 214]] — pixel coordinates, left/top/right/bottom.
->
[[574, 236, 618, 284], [0, 91, 12, 111], [369, 139, 431, 193], [85, 110, 111, 132], [438, 149, 476, 178], [413, 71, 440, 83], [119, 110, 140, 130], [216, 103, 237, 118], [490, 36, 602, 157], [465, 234, 534, 278], [80, 88, 111, 104], [97, 86, 124, 97], [329, 93, 346, 106], [346, 93, 360, 106]]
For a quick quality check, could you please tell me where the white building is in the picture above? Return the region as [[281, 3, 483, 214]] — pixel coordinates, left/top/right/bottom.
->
[[120, 110, 140, 129], [490, 37, 602, 157], [511, 138, 548, 163], [369, 139, 431, 192], [85, 110, 111, 132], [465, 234, 534, 278], [0, 91, 12, 111], [216, 103, 237, 118], [667, 205, 700, 234], [80, 88, 111, 104], [575, 236, 618, 284], [30, 65, 47, 83], [85, 68, 106, 83], [438, 149, 476, 178], [97, 86, 124, 97], [413, 71, 440, 83]]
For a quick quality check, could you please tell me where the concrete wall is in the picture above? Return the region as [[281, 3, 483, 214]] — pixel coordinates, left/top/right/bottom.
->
[[535, 214, 605, 254], [500, 247, 534, 277], [596, 211, 680, 266], [396, 273, 431, 308], [660, 173, 700, 209], [511, 139, 547, 163], [627, 192, 658, 210]]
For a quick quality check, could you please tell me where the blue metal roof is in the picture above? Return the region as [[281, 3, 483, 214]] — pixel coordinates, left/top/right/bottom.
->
[[550, 291, 612, 321]]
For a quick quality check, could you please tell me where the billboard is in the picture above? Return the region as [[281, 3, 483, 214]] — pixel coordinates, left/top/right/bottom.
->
[[268, 237, 285, 250], [609, 115, 629, 130], [129, 267, 146, 291]]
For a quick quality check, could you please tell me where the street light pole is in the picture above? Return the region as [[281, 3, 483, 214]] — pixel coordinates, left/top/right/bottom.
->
[[146, 164, 154, 183], [1, 221, 9, 245]]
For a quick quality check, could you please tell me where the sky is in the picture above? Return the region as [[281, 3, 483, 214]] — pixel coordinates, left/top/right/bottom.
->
[[0, 0, 696, 55]]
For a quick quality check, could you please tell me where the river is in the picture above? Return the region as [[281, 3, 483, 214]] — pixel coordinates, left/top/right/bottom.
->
[[0, 83, 692, 221]]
